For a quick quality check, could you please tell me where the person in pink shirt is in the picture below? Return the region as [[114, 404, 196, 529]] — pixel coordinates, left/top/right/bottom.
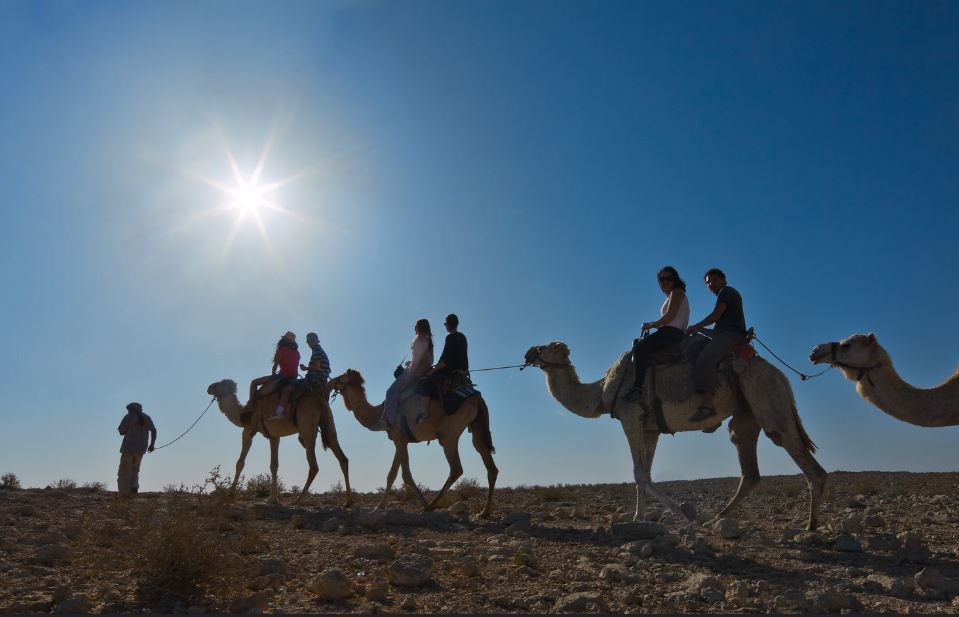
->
[[247, 331, 301, 421]]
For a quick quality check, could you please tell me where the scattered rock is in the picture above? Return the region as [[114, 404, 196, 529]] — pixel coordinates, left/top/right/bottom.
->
[[399, 595, 416, 611], [353, 542, 396, 562], [53, 596, 90, 614], [726, 581, 750, 604], [229, 592, 269, 614], [712, 517, 743, 539], [865, 532, 900, 552], [898, 532, 931, 563], [364, 581, 389, 603], [610, 521, 666, 540], [255, 557, 287, 577], [812, 588, 864, 612], [388, 555, 434, 587], [457, 557, 481, 577], [310, 567, 354, 601], [554, 591, 609, 612], [448, 501, 468, 515], [356, 511, 387, 531], [915, 567, 959, 600], [35, 543, 72, 565], [773, 590, 808, 612], [832, 534, 863, 552]]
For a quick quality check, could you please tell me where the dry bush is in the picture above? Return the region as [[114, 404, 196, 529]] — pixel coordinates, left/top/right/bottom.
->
[[0, 472, 21, 490], [130, 467, 250, 609], [531, 484, 566, 502], [244, 473, 285, 498], [328, 481, 344, 496], [454, 477, 482, 500], [397, 482, 430, 503], [82, 481, 107, 492], [51, 478, 77, 490]]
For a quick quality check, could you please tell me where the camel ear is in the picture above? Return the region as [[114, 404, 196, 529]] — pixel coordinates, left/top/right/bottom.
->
[[866, 332, 876, 345]]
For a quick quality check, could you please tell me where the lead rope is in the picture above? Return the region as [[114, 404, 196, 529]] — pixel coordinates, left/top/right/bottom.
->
[[751, 334, 831, 381], [154, 397, 217, 450]]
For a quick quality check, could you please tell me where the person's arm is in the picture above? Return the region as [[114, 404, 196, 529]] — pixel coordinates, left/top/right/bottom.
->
[[643, 289, 685, 330], [118, 416, 129, 436], [688, 299, 727, 333], [148, 429, 157, 452], [271, 351, 279, 375]]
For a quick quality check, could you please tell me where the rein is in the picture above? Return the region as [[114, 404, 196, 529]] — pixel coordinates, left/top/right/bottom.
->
[[154, 397, 217, 450], [752, 334, 832, 382], [827, 341, 883, 386]]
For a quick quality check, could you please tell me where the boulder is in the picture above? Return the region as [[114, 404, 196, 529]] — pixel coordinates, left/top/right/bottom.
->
[[364, 581, 389, 602], [915, 567, 959, 600], [35, 543, 72, 565], [610, 521, 666, 540], [554, 591, 608, 612], [229, 592, 269, 614], [387, 555, 434, 587], [53, 596, 90, 614], [832, 534, 863, 552], [811, 589, 864, 613], [897, 532, 931, 563], [356, 511, 387, 531], [310, 567, 354, 601]]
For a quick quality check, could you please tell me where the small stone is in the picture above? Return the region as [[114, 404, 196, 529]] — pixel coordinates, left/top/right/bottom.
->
[[811, 588, 864, 613], [897, 532, 931, 563], [38, 530, 69, 545], [387, 555, 433, 587], [53, 596, 90, 614], [457, 557, 481, 577], [726, 581, 750, 604], [773, 590, 808, 612], [229, 592, 269, 614], [356, 511, 387, 531], [290, 514, 309, 529], [310, 567, 353, 601], [865, 533, 899, 552], [35, 543, 72, 565], [400, 595, 416, 611], [353, 542, 395, 562], [915, 567, 959, 600], [52, 586, 72, 604], [712, 517, 743, 539], [610, 521, 667, 540], [364, 581, 389, 603], [554, 591, 609, 612], [832, 534, 863, 552], [255, 557, 287, 577]]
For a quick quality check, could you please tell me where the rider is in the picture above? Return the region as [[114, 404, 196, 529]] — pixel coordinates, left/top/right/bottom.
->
[[381, 319, 434, 428], [300, 332, 331, 387], [625, 266, 689, 401], [246, 332, 300, 421], [417, 313, 469, 423], [686, 268, 747, 422]]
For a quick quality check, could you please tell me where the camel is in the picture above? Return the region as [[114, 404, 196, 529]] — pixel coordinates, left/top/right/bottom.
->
[[810, 333, 959, 427], [206, 379, 353, 506], [525, 341, 827, 530], [328, 369, 497, 517]]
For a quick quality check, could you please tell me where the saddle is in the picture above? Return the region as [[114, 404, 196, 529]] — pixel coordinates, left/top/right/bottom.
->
[[424, 371, 480, 415]]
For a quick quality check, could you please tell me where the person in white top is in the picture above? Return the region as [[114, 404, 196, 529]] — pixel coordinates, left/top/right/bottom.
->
[[625, 266, 690, 401], [382, 318, 435, 427]]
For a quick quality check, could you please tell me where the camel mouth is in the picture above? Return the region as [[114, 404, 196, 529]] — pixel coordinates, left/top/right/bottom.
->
[[524, 347, 543, 367], [808, 344, 835, 365]]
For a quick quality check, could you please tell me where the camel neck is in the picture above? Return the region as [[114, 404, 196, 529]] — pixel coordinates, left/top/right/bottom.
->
[[544, 364, 606, 419], [857, 363, 959, 428], [217, 393, 246, 428], [342, 385, 385, 429]]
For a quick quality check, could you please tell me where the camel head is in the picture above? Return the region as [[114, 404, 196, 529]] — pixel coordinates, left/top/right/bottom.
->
[[810, 333, 886, 378], [329, 369, 366, 411], [207, 379, 238, 400], [525, 342, 572, 369]]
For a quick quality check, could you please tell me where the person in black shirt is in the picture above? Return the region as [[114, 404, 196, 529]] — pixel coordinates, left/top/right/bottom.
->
[[687, 268, 748, 422], [416, 314, 469, 423]]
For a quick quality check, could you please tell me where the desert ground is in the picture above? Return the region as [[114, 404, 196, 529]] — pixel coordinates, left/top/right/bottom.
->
[[2, 470, 959, 614]]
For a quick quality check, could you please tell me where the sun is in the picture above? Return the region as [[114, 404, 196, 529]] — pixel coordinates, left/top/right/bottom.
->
[[230, 181, 266, 216]]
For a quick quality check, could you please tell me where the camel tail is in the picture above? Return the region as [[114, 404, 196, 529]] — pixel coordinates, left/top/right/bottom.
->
[[469, 396, 495, 455], [791, 404, 817, 453]]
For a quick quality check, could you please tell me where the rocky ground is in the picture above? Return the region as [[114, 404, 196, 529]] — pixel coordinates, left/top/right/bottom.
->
[[2, 471, 959, 614]]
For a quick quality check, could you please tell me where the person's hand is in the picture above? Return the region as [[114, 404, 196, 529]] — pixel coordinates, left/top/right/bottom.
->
[[687, 325, 702, 334], [641, 322, 654, 331], [147, 445, 155, 453], [405, 361, 411, 367]]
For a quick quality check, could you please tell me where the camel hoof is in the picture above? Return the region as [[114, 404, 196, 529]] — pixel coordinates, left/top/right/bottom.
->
[[680, 501, 697, 521], [343, 498, 355, 508], [479, 509, 492, 519]]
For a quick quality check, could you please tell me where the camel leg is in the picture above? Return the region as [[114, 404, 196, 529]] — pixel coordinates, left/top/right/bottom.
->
[[268, 436, 281, 504], [471, 424, 498, 519], [396, 439, 429, 510], [327, 438, 353, 508], [426, 436, 464, 511], [231, 428, 256, 494], [707, 409, 762, 525], [778, 433, 827, 531], [294, 427, 319, 506], [375, 451, 401, 512], [634, 430, 660, 522], [620, 417, 688, 522]]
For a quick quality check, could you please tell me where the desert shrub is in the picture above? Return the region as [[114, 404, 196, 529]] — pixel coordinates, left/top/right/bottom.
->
[[82, 481, 107, 492], [531, 484, 566, 502], [131, 467, 250, 607], [328, 481, 344, 496], [397, 482, 429, 503], [163, 483, 189, 493], [244, 473, 284, 498], [0, 472, 21, 490], [454, 477, 482, 500], [52, 478, 77, 490], [288, 485, 301, 496]]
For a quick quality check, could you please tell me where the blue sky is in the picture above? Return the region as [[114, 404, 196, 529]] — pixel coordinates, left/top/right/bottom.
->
[[1, 0, 957, 493]]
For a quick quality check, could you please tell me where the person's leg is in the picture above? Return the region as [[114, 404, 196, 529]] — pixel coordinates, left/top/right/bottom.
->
[[269, 383, 293, 420], [130, 453, 143, 495], [628, 328, 684, 396], [117, 453, 133, 496], [415, 373, 441, 424], [690, 331, 741, 421], [249, 375, 272, 404]]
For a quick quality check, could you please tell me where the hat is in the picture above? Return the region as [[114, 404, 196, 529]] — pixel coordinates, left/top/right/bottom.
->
[[444, 314, 459, 327], [126, 402, 143, 412], [282, 331, 296, 342]]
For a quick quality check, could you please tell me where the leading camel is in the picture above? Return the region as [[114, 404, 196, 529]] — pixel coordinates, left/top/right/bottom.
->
[[810, 332, 959, 427], [207, 379, 353, 506], [525, 341, 827, 530], [328, 369, 497, 517]]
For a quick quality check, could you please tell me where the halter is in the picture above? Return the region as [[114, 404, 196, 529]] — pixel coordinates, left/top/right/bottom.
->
[[829, 342, 883, 387]]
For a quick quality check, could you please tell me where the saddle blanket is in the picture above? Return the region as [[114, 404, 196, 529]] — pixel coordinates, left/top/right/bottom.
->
[[441, 385, 479, 415]]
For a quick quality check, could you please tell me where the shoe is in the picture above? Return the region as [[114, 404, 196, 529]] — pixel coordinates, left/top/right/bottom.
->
[[624, 387, 643, 402], [689, 406, 716, 423]]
